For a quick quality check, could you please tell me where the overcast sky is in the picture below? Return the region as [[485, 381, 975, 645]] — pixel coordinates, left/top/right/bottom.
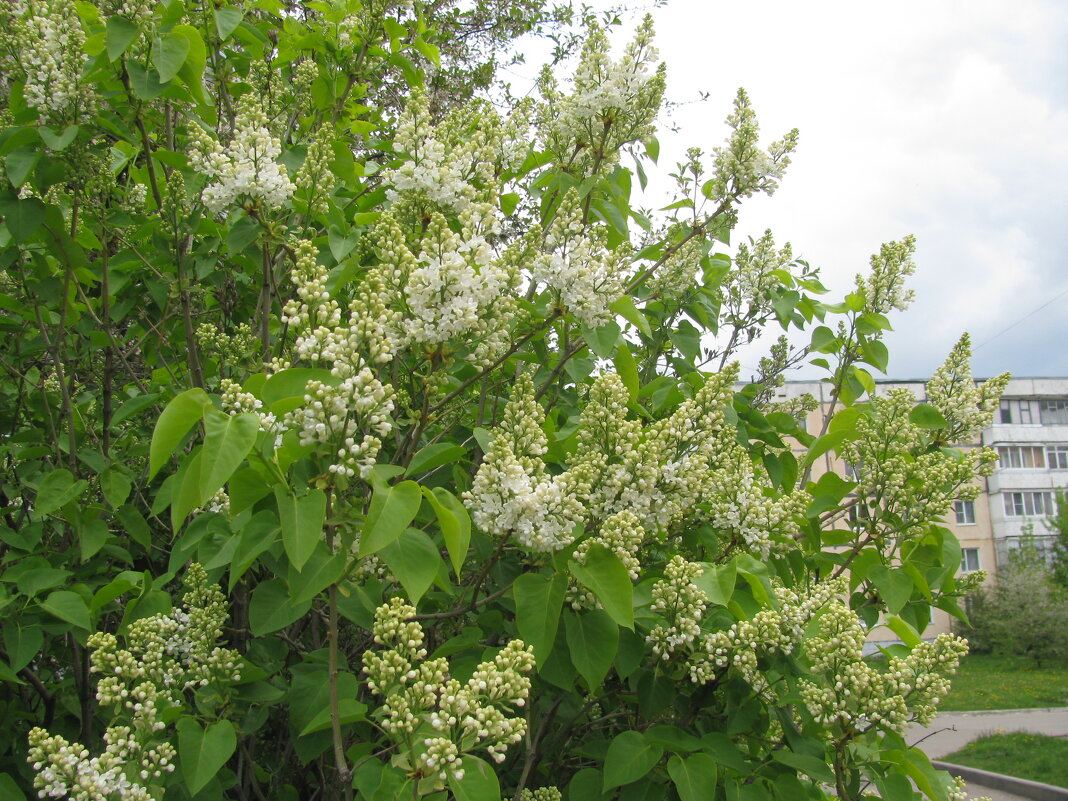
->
[[510, 0, 1068, 380]]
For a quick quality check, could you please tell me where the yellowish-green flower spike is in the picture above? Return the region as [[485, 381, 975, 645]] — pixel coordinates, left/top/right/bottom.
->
[[855, 235, 917, 314], [927, 333, 1010, 442], [363, 601, 534, 786], [28, 564, 237, 801]]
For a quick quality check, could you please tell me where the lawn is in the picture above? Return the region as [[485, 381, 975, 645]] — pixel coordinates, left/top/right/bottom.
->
[[943, 732, 1068, 788], [941, 653, 1068, 711]]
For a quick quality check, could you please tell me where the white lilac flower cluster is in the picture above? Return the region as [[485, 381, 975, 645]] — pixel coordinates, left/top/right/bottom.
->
[[283, 369, 394, 478], [466, 374, 594, 552], [799, 601, 968, 732], [843, 387, 999, 537], [926, 333, 1010, 443], [538, 15, 666, 175], [689, 578, 848, 690], [218, 378, 283, 445], [646, 556, 708, 659], [949, 775, 992, 801], [704, 88, 798, 207], [2, 0, 91, 120], [27, 565, 238, 801], [723, 231, 794, 325], [362, 599, 534, 786], [854, 235, 917, 315], [189, 96, 295, 216], [293, 126, 335, 217], [196, 323, 257, 363], [533, 190, 629, 329], [701, 435, 809, 559], [648, 234, 703, 302], [466, 366, 743, 553], [384, 91, 523, 213], [518, 788, 562, 801], [282, 238, 342, 332], [383, 208, 522, 361]]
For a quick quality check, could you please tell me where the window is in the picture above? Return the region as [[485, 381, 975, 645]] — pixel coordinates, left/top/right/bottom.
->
[[996, 445, 1046, 469], [954, 500, 975, 525], [999, 399, 1038, 424], [1048, 445, 1068, 469], [1041, 400, 1068, 425], [1003, 491, 1056, 517], [960, 548, 980, 573]]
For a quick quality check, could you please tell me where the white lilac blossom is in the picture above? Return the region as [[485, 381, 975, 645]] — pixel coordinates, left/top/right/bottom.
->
[[538, 15, 666, 175], [702, 434, 809, 559], [854, 235, 917, 315], [283, 369, 394, 478], [689, 578, 848, 690], [799, 600, 968, 732], [3, 0, 90, 120], [465, 374, 593, 552], [28, 565, 237, 801], [647, 556, 708, 659], [843, 387, 999, 537], [362, 600, 534, 785], [533, 190, 629, 328], [188, 96, 295, 216], [926, 333, 1009, 442], [704, 88, 798, 207], [383, 91, 515, 213]]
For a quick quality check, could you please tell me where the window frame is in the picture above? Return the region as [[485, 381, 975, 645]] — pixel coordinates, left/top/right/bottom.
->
[[954, 500, 976, 525]]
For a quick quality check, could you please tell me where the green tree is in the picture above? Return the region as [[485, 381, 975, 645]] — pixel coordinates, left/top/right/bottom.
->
[[0, 2, 1006, 800]]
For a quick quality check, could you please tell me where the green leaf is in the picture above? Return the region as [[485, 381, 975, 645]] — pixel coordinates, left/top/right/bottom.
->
[[172, 24, 206, 96], [6, 146, 39, 188], [34, 469, 87, 516], [582, 320, 621, 359], [99, 467, 132, 508], [569, 545, 634, 629], [809, 325, 837, 353], [513, 571, 567, 665], [422, 487, 470, 577], [359, 480, 421, 557], [37, 123, 77, 153], [869, 565, 914, 614], [149, 388, 212, 479], [0, 773, 27, 801], [885, 615, 922, 648], [693, 560, 736, 606], [603, 731, 663, 790], [126, 61, 165, 100], [178, 718, 236, 795], [611, 295, 652, 337], [229, 510, 280, 592], [909, 403, 947, 430], [40, 590, 90, 630], [298, 698, 367, 736], [287, 545, 346, 605], [214, 6, 243, 39], [249, 577, 311, 636], [667, 753, 717, 801], [276, 487, 326, 572], [405, 443, 465, 477], [3, 623, 43, 672], [200, 410, 259, 501], [379, 528, 441, 604], [106, 16, 138, 61], [613, 342, 639, 402], [0, 196, 45, 243], [447, 756, 500, 801], [669, 321, 701, 363], [564, 608, 618, 690], [153, 31, 190, 83], [770, 750, 834, 783]]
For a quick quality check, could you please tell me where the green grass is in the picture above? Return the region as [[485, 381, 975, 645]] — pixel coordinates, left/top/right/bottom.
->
[[941, 654, 1068, 711], [944, 732, 1068, 788]]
